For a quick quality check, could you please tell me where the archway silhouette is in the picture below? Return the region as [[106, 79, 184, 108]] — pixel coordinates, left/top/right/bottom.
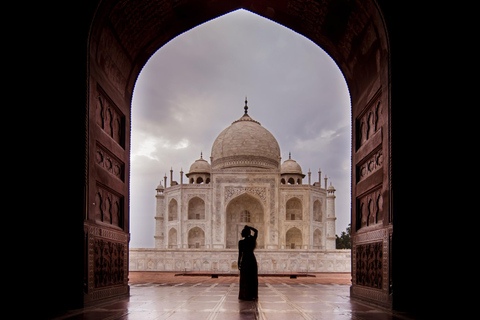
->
[[81, 0, 397, 312]]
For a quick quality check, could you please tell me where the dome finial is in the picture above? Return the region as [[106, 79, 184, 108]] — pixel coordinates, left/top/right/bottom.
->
[[200, 151, 203, 159], [289, 152, 291, 159], [244, 96, 248, 114]]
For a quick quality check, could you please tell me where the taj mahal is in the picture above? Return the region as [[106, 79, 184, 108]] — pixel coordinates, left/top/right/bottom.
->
[[129, 100, 351, 273]]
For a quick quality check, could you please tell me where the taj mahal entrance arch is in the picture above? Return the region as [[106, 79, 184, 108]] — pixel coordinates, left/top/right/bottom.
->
[[74, 0, 424, 315], [226, 193, 265, 249]]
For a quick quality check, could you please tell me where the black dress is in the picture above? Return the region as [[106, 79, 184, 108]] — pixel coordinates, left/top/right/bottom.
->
[[238, 231, 258, 300]]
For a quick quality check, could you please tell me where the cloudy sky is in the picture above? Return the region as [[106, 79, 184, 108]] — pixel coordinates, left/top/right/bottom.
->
[[130, 9, 351, 248]]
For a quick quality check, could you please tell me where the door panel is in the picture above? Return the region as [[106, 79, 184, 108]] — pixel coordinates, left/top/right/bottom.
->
[[84, 80, 130, 305], [351, 88, 392, 308]]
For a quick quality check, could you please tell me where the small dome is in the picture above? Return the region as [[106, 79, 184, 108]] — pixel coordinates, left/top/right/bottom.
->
[[187, 156, 211, 175], [156, 181, 164, 191], [328, 183, 336, 191], [281, 156, 303, 176]]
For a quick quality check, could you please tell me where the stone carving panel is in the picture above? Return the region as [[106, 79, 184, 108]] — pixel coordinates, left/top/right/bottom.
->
[[357, 148, 383, 182], [94, 238, 125, 288], [212, 155, 279, 170], [96, 86, 125, 148], [224, 186, 266, 205], [95, 143, 125, 181], [355, 241, 383, 289], [356, 187, 383, 231], [94, 185, 124, 229], [356, 91, 382, 150]]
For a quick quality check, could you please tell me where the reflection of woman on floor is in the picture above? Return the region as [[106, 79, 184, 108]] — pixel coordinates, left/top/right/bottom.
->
[[238, 225, 258, 300]]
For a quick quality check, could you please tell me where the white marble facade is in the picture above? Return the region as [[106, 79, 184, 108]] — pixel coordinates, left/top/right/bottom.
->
[[131, 102, 350, 273]]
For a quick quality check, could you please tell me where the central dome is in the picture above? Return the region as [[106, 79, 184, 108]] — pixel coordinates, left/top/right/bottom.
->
[[211, 103, 280, 170]]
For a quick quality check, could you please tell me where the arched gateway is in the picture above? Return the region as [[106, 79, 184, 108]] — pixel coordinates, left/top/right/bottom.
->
[[78, 0, 402, 313], [226, 193, 265, 249]]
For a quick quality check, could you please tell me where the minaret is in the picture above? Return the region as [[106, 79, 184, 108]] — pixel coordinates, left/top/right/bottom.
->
[[154, 181, 165, 248], [326, 182, 337, 250]]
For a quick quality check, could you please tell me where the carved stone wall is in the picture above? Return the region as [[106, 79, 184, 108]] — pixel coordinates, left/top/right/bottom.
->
[[355, 93, 383, 151], [355, 242, 382, 289], [356, 187, 383, 231], [84, 223, 129, 304], [95, 86, 125, 148], [95, 143, 125, 181], [94, 184, 124, 229], [94, 238, 125, 288]]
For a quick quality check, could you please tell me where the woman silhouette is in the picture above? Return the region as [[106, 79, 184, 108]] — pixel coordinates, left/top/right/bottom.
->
[[238, 225, 258, 300]]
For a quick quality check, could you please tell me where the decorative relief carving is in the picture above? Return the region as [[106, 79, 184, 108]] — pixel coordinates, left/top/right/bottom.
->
[[356, 188, 383, 231], [94, 238, 125, 288], [96, 86, 125, 148], [354, 228, 386, 244], [357, 148, 383, 182], [212, 155, 279, 170], [95, 185, 124, 229], [224, 186, 267, 205], [95, 143, 124, 181], [185, 193, 206, 202], [355, 242, 383, 289], [356, 90, 382, 150]]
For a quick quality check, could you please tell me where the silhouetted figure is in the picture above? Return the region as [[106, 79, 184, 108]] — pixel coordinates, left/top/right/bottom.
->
[[238, 225, 258, 300]]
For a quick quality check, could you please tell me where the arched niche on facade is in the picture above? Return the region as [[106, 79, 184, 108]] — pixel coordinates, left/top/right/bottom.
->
[[313, 228, 323, 249], [313, 200, 323, 222], [168, 228, 177, 249], [188, 197, 205, 220], [168, 199, 178, 221], [286, 197, 303, 220], [286, 227, 302, 249], [188, 227, 205, 249]]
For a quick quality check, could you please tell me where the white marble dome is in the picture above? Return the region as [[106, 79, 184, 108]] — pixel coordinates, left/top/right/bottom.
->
[[211, 109, 280, 170]]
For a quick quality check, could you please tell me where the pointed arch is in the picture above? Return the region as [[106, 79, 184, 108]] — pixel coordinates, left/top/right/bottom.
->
[[84, 0, 393, 309]]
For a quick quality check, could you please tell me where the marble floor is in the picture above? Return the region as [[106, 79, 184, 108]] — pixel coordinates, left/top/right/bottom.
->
[[53, 281, 416, 320]]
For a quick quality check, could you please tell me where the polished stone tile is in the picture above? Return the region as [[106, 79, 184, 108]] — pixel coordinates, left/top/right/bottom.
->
[[53, 282, 418, 320]]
